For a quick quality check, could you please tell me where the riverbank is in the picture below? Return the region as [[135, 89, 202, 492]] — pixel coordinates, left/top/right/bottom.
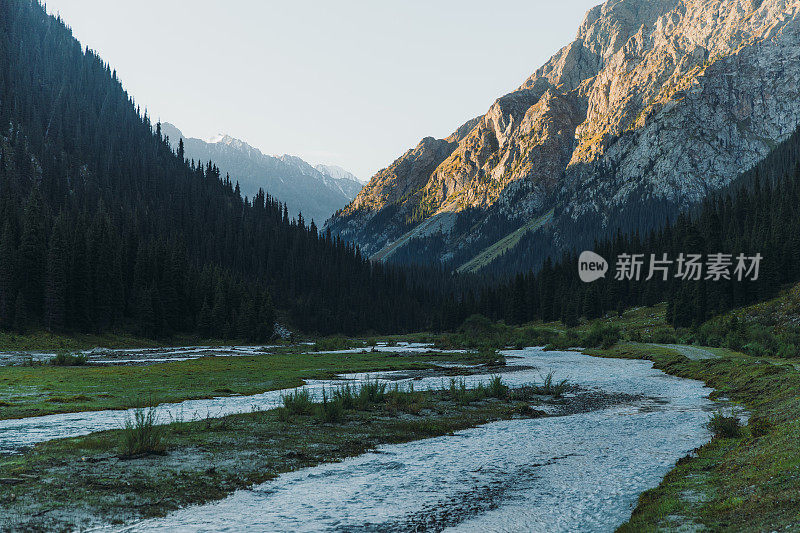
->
[[589, 342, 800, 532], [0, 383, 563, 531]]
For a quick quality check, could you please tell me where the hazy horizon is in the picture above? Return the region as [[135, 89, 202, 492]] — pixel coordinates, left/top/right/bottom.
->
[[43, 0, 602, 180]]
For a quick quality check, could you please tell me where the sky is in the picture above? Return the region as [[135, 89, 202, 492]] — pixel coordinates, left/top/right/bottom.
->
[[43, 0, 602, 180]]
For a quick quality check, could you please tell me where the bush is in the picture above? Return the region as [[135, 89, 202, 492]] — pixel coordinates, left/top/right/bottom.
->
[[722, 331, 745, 352], [580, 323, 621, 349], [447, 377, 486, 404], [648, 330, 678, 344], [50, 352, 88, 366], [708, 413, 742, 438], [121, 406, 165, 456], [742, 342, 768, 358], [544, 329, 581, 351], [512, 326, 559, 348], [333, 383, 357, 410], [777, 342, 799, 359], [436, 315, 516, 349], [386, 382, 425, 413]]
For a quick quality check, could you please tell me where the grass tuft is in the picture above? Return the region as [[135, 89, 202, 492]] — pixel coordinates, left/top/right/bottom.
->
[[121, 406, 165, 457], [539, 371, 570, 397], [315, 387, 344, 423], [487, 375, 508, 398], [280, 388, 315, 416]]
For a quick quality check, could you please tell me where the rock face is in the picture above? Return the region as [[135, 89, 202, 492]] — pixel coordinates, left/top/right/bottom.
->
[[326, 0, 800, 272], [162, 123, 363, 225]]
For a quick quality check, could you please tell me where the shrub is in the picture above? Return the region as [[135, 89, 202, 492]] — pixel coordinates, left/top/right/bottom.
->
[[777, 342, 798, 358], [708, 413, 742, 438], [742, 342, 768, 358], [50, 352, 88, 366], [121, 406, 165, 456], [723, 331, 745, 352], [581, 323, 621, 349], [386, 382, 424, 413], [544, 330, 581, 351], [648, 330, 678, 344], [513, 326, 559, 348], [436, 315, 516, 349], [448, 377, 475, 404]]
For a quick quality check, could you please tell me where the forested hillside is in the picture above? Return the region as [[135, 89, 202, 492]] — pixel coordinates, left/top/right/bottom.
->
[[0, 0, 447, 338], [476, 126, 800, 327]]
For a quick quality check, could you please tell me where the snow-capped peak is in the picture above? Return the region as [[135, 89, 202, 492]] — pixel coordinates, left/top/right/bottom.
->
[[206, 133, 227, 144]]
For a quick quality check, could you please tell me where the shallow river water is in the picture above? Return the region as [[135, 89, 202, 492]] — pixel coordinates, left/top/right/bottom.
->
[[0, 343, 458, 453], [90, 348, 715, 533]]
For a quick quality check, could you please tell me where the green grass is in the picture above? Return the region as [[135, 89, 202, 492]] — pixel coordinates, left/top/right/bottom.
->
[[456, 209, 554, 274], [0, 350, 486, 420]]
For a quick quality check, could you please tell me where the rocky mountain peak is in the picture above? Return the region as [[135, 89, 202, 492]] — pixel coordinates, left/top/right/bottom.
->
[[326, 0, 800, 272]]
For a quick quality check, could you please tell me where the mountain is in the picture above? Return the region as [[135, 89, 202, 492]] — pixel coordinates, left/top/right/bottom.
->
[[481, 123, 800, 327], [314, 164, 365, 185], [161, 123, 363, 225], [326, 0, 800, 273], [0, 0, 446, 337]]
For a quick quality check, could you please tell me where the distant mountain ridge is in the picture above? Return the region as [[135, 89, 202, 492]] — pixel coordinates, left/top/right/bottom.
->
[[161, 123, 363, 224], [326, 0, 800, 273]]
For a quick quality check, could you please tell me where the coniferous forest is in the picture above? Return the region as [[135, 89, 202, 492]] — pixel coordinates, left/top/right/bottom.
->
[[0, 0, 459, 339], [5, 0, 800, 343]]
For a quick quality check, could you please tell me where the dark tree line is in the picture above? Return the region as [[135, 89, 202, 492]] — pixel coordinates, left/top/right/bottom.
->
[[0, 0, 461, 339], [5, 0, 799, 342], [477, 125, 800, 328]]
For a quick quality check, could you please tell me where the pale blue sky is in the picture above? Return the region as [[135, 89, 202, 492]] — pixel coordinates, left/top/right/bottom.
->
[[44, 0, 601, 179]]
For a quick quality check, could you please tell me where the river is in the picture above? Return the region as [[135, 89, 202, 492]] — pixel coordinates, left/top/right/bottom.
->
[[80, 347, 716, 532]]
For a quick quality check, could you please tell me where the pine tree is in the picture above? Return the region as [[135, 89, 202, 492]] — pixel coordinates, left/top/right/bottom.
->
[[17, 188, 46, 323], [45, 216, 68, 331], [0, 224, 16, 328]]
